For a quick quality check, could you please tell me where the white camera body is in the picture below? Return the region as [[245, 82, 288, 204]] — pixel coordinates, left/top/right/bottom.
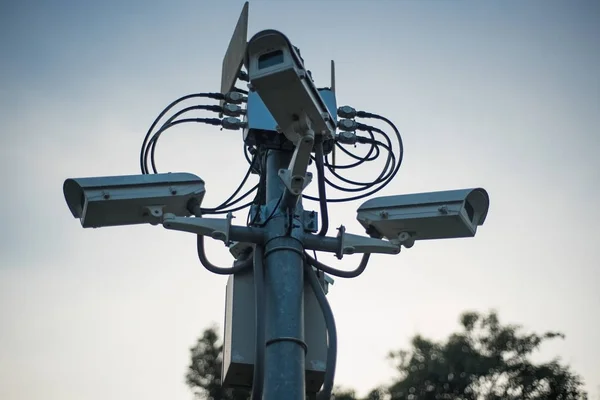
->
[[245, 29, 335, 144], [357, 188, 489, 244], [63, 172, 206, 228]]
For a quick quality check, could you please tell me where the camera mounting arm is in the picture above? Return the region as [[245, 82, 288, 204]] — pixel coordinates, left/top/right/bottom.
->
[[278, 114, 315, 207], [160, 213, 399, 258], [303, 225, 400, 259], [161, 213, 264, 245]]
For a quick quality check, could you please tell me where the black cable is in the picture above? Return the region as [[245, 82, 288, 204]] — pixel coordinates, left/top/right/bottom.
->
[[304, 252, 371, 279], [140, 92, 224, 174], [325, 128, 393, 187], [196, 234, 253, 275], [145, 118, 221, 174], [324, 137, 395, 190], [303, 139, 396, 202], [249, 150, 269, 226], [303, 261, 337, 400], [201, 152, 259, 213], [187, 204, 253, 275], [207, 200, 254, 215], [328, 129, 379, 165], [330, 140, 379, 166], [251, 244, 265, 400], [314, 141, 329, 236], [202, 185, 259, 215], [148, 110, 222, 174], [357, 113, 404, 185]]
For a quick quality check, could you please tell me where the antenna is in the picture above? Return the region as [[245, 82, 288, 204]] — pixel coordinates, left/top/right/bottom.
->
[[331, 60, 336, 169], [220, 2, 249, 112]]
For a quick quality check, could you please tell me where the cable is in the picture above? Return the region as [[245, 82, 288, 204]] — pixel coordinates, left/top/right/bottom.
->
[[207, 200, 255, 215], [304, 252, 371, 279], [314, 141, 329, 236], [303, 138, 396, 203], [196, 234, 253, 275], [303, 261, 337, 400], [188, 203, 253, 275], [140, 92, 224, 174], [148, 112, 221, 174], [201, 152, 259, 213], [144, 117, 221, 174], [328, 130, 379, 166], [204, 185, 258, 214], [251, 245, 265, 400], [324, 136, 395, 190], [357, 112, 405, 185]]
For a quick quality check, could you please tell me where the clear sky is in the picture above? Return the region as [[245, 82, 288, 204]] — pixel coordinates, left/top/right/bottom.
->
[[1, 0, 599, 398]]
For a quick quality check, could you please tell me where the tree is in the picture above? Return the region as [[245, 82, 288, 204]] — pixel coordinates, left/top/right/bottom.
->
[[186, 325, 250, 400], [186, 327, 362, 400], [385, 311, 588, 400], [187, 312, 588, 400]]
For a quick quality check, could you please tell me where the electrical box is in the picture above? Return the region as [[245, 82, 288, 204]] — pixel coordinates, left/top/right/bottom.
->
[[222, 269, 328, 393], [242, 88, 337, 154]]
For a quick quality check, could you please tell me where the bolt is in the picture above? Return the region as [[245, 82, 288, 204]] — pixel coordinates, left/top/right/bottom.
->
[[103, 193, 110, 200], [379, 210, 389, 219]]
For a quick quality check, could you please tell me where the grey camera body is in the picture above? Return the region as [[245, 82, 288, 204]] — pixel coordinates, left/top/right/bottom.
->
[[245, 29, 335, 143], [63, 172, 206, 228], [356, 188, 489, 242]]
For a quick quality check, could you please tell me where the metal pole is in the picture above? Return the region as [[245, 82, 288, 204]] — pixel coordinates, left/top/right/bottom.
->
[[263, 149, 306, 400]]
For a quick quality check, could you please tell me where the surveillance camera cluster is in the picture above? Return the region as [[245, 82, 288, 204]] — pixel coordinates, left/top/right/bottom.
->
[[61, 4, 490, 399]]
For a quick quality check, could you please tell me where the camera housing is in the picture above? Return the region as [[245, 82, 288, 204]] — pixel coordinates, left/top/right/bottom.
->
[[245, 29, 335, 144], [356, 188, 489, 243], [63, 172, 206, 228]]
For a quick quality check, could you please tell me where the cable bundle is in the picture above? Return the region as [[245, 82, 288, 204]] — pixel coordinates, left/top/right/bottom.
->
[[139, 91, 404, 400], [139, 92, 256, 216], [305, 109, 404, 204]]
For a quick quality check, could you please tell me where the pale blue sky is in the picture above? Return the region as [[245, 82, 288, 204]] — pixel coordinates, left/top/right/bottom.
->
[[1, 0, 599, 398]]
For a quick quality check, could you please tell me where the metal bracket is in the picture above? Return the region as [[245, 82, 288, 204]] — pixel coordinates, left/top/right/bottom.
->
[[279, 169, 313, 196], [279, 114, 316, 196], [143, 205, 165, 225], [302, 210, 319, 233], [335, 225, 401, 259], [162, 212, 233, 245], [391, 232, 415, 249]]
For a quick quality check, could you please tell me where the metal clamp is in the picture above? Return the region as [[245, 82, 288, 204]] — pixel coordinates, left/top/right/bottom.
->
[[335, 224, 401, 259], [162, 212, 233, 245]]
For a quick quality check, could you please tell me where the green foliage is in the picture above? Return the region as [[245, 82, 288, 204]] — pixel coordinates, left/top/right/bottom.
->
[[386, 310, 588, 400], [185, 325, 250, 400], [186, 311, 588, 400]]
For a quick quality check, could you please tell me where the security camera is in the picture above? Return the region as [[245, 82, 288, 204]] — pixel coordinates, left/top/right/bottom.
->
[[356, 188, 489, 246], [63, 172, 206, 228], [245, 29, 335, 144]]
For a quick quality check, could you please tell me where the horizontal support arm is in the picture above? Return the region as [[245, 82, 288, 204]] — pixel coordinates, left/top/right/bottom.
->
[[303, 225, 400, 258], [162, 213, 265, 245]]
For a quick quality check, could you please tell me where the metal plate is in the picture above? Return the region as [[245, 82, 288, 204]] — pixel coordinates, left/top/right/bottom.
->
[[220, 1, 249, 106]]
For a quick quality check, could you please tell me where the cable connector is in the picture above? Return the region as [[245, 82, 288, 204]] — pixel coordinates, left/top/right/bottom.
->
[[337, 106, 357, 119], [336, 131, 357, 145], [222, 103, 245, 117], [337, 119, 359, 132], [356, 110, 377, 118], [238, 70, 249, 82], [221, 117, 247, 130], [339, 118, 378, 133], [225, 91, 247, 104]]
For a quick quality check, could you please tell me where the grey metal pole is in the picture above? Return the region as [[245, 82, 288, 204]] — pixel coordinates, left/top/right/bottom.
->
[[263, 149, 306, 400]]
